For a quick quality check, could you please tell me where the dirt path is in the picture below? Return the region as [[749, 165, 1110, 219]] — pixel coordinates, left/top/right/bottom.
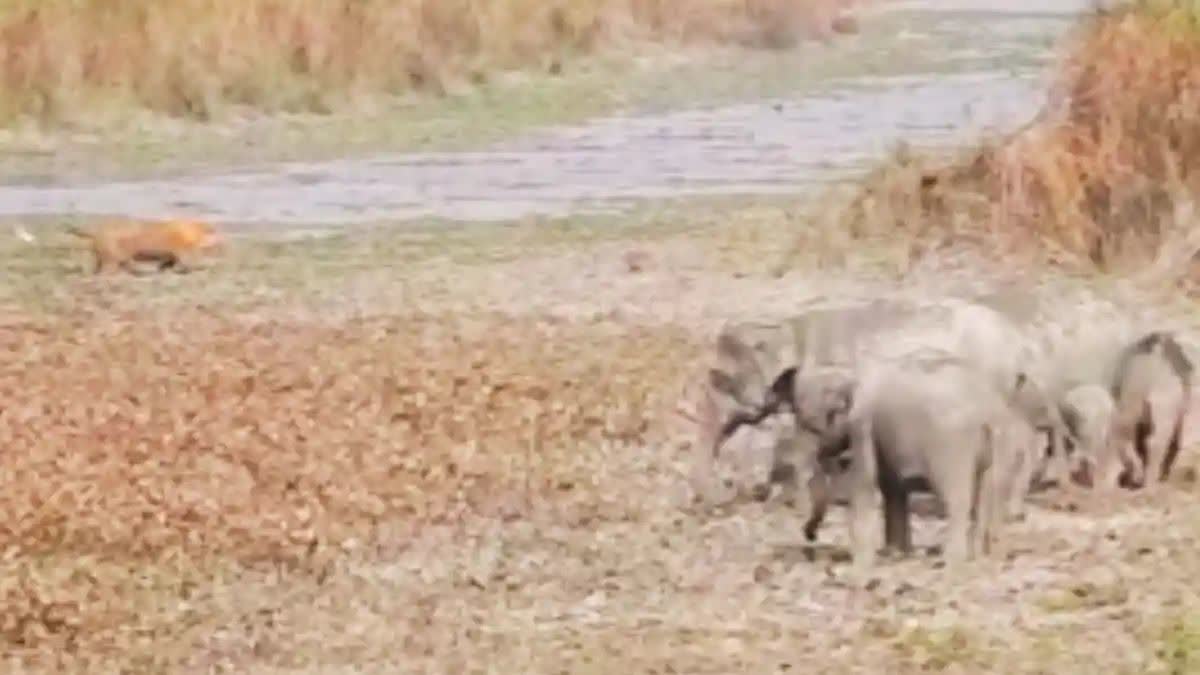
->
[[0, 0, 1083, 228]]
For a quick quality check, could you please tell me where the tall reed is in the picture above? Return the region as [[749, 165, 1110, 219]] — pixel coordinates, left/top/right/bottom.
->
[[828, 0, 1200, 272], [0, 0, 850, 124]]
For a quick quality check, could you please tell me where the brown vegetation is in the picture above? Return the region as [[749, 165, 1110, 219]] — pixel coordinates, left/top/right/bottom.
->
[[0, 0, 858, 125], [0, 308, 698, 661], [2, 214, 1199, 671], [828, 1, 1200, 273]]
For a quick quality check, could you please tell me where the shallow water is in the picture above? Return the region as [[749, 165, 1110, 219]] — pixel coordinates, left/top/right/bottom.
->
[[0, 0, 1088, 227]]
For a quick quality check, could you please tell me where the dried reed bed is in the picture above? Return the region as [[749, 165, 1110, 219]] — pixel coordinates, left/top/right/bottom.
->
[[0, 0, 855, 124], [0, 309, 699, 659], [826, 1, 1200, 272]]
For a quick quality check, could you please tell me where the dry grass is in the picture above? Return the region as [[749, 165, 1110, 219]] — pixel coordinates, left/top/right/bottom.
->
[[814, 0, 1200, 275], [0, 306, 699, 664], [0, 0, 856, 125], [2, 208, 1200, 671]]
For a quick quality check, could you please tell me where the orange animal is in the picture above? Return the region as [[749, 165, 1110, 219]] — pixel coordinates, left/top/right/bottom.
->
[[67, 218, 224, 274]]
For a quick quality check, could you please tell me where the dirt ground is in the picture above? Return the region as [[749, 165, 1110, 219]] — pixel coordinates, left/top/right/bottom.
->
[[3, 205, 1200, 673]]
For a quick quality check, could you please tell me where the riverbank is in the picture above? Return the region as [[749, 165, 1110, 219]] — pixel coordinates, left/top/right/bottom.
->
[[0, 1, 1071, 222], [0, 0, 866, 183], [820, 0, 1200, 274]]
